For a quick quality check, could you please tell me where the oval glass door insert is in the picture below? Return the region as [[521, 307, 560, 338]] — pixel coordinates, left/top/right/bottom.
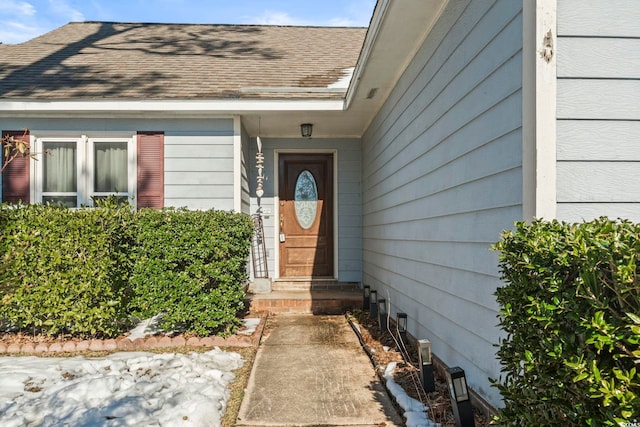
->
[[294, 170, 318, 229]]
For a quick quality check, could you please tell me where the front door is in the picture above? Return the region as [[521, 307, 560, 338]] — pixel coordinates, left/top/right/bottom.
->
[[279, 153, 334, 278]]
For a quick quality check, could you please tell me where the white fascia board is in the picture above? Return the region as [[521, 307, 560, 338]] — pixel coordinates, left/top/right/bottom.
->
[[344, 0, 390, 109], [0, 99, 345, 115]]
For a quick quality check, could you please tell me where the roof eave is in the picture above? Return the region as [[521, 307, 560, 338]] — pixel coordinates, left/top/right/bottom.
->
[[0, 98, 346, 117], [344, 0, 450, 127]]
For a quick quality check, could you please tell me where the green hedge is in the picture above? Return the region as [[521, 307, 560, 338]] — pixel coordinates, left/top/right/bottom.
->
[[128, 208, 253, 336], [493, 218, 640, 426], [0, 202, 135, 337], [0, 203, 253, 338]]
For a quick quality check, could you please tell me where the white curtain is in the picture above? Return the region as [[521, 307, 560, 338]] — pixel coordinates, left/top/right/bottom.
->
[[94, 142, 127, 193], [43, 142, 76, 192]]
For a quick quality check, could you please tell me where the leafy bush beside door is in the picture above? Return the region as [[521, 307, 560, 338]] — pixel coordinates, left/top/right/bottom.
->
[[0, 203, 253, 338], [128, 208, 253, 336], [0, 202, 135, 337], [493, 219, 640, 426]]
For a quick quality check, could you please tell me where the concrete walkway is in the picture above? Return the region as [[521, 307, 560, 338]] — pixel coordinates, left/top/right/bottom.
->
[[237, 314, 403, 427]]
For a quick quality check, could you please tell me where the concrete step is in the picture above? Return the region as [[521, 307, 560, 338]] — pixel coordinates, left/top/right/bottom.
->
[[248, 289, 363, 314]]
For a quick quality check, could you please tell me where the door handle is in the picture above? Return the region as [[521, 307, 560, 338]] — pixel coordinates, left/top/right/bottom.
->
[[279, 214, 285, 242]]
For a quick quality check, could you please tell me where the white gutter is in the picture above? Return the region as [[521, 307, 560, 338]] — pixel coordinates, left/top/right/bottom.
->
[[0, 99, 345, 114]]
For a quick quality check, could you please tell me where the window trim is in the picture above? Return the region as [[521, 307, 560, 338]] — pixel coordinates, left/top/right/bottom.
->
[[87, 137, 136, 205], [35, 136, 84, 207], [33, 134, 136, 207]]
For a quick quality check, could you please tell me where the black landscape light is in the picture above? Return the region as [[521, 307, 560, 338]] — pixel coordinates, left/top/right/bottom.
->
[[418, 339, 435, 392], [369, 290, 378, 319], [445, 367, 475, 427], [396, 313, 407, 342], [377, 298, 387, 331], [363, 285, 370, 310]]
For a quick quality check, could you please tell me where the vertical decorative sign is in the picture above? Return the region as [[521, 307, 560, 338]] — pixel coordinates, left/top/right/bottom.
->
[[256, 136, 264, 198]]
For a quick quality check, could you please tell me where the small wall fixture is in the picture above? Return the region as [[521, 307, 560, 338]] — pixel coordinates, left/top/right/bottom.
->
[[363, 286, 370, 310], [445, 367, 475, 427], [366, 87, 378, 99], [377, 298, 387, 331], [396, 313, 408, 342], [369, 290, 378, 319], [418, 339, 435, 392], [300, 123, 313, 138]]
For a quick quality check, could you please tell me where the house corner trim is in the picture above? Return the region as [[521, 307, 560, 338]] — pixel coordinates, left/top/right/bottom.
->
[[523, 0, 557, 221], [233, 116, 242, 213]]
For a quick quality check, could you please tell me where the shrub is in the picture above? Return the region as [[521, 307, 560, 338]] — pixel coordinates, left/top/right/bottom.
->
[[0, 202, 135, 337], [128, 208, 253, 336], [493, 218, 640, 426], [0, 203, 253, 338]]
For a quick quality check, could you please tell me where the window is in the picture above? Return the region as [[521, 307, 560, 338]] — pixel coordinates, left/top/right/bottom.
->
[[90, 139, 131, 204], [35, 135, 135, 207], [41, 139, 80, 207]]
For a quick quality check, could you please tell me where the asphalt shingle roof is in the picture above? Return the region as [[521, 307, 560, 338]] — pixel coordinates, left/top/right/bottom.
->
[[0, 22, 366, 100]]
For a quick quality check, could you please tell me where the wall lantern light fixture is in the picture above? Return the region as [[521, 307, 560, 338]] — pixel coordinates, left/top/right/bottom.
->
[[301, 123, 313, 138]]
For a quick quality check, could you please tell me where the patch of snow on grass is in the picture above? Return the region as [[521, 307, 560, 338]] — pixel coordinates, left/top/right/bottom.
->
[[0, 348, 243, 426], [126, 313, 165, 341], [238, 318, 260, 336], [384, 362, 439, 427]]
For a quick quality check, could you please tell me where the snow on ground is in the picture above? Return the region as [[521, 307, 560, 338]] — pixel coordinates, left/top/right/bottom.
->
[[384, 362, 439, 427], [0, 348, 243, 426], [127, 316, 260, 340], [237, 318, 260, 336], [126, 314, 165, 341]]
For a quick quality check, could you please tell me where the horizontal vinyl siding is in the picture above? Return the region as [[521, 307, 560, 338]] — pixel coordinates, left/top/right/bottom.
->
[[557, 121, 640, 161], [164, 129, 234, 210], [557, 80, 640, 120], [361, 0, 523, 407], [556, 0, 640, 222], [241, 125, 251, 215], [557, 38, 640, 79], [557, 0, 640, 37], [338, 150, 363, 280], [249, 138, 362, 282], [0, 118, 236, 211]]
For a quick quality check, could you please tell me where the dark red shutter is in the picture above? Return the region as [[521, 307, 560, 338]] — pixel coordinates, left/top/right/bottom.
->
[[136, 131, 164, 209], [2, 130, 30, 204]]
